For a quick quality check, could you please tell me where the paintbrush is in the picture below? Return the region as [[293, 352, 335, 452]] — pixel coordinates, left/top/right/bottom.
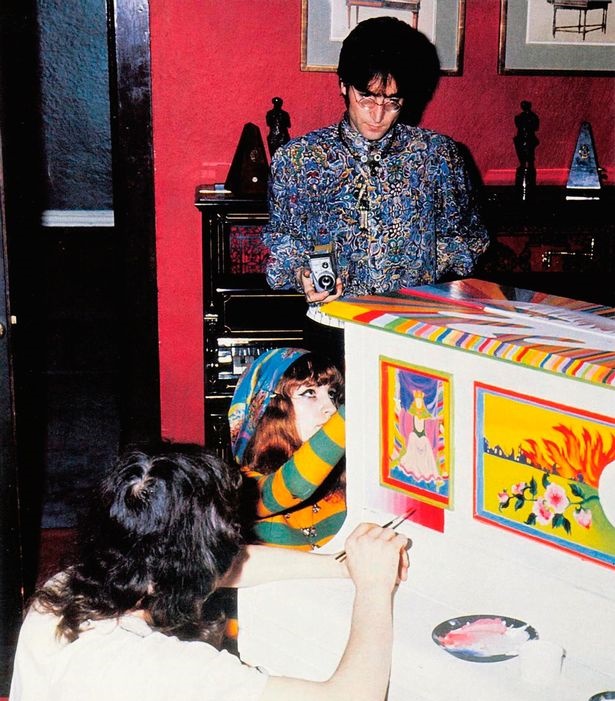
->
[[334, 507, 416, 563]]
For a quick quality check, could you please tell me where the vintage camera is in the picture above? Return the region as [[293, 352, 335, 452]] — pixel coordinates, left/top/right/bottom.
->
[[309, 251, 337, 294]]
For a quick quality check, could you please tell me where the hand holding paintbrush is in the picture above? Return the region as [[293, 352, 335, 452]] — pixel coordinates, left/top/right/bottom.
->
[[334, 508, 415, 563]]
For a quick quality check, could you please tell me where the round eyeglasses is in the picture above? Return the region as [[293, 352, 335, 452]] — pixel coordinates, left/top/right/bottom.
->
[[351, 86, 402, 113]]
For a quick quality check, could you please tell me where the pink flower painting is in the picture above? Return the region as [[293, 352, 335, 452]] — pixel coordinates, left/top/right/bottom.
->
[[532, 498, 553, 526], [544, 483, 570, 514], [573, 508, 592, 529], [498, 470, 597, 536]]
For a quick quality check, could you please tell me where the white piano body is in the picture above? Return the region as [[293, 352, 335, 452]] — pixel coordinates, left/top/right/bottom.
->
[[238, 280, 615, 700]]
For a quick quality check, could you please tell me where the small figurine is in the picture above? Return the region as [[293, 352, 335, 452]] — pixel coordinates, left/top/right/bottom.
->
[[266, 97, 291, 159], [513, 101, 539, 200]]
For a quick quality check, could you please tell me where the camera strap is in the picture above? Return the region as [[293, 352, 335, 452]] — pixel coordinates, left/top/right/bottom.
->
[[338, 120, 396, 236]]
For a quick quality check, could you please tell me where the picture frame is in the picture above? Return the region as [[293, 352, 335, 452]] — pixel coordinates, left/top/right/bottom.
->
[[474, 383, 615, 569], [301, 0, 466, 75], [498, 0, 615, 75], [380, 358, 453, 509]]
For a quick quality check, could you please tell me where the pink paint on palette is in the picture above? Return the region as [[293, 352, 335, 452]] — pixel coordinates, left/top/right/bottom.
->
[[432, 615, 538, 662]]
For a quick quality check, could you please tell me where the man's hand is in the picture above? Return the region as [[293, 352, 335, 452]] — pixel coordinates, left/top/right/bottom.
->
[[296, 266, 343, 305]]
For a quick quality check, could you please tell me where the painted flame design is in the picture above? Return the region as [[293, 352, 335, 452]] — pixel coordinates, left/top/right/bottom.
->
[[521, 424, 615, 488]]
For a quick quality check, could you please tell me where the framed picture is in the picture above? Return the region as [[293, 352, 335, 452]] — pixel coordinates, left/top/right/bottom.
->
[[380, 358, 453, 509], [301, 0, 466, 75], [499, 0, 615, 74], [475, 383, 615, 569]]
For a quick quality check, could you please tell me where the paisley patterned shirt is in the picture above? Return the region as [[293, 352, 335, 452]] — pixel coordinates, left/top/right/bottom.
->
[[263, 117, 489, 296]]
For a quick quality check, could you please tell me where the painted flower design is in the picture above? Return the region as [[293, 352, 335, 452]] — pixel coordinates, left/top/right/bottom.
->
[[498, 471, 598, 534], [532, 498, 553, 526], [498, 489, 509, 506], [573, 508, 592, 529], [544, 483, 569, 514]]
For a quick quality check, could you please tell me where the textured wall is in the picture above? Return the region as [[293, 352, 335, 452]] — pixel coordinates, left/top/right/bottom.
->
[[38, 0, 112, 210], [149, 0, 615, 443]]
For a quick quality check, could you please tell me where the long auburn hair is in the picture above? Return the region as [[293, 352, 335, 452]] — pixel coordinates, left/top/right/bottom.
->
[[243, 353, 344, 477], [33, 444, 244, 645]]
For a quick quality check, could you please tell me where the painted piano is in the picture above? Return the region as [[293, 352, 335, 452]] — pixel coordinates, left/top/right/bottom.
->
[[238, 279, 615, 700]]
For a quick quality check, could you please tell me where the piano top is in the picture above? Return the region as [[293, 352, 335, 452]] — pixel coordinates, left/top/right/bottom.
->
[[323, 278, 615, 386]]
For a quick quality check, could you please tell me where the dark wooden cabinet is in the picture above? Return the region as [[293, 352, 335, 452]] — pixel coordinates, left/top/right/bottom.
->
[[195, 188, 306, 453], [196, 185, 614, 451], [475, 186, 614, 305]]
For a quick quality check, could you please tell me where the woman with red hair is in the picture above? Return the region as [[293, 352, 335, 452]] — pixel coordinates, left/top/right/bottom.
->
[[229, 348, 346, 550]]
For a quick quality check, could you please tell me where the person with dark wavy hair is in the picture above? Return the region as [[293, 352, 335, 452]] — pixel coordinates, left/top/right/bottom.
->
[[229, 348, 347, 550], [263, 16, 489, 368], [10, 443, 410, 701]]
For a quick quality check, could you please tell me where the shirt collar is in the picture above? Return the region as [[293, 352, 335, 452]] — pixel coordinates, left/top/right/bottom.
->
[[340, 114, 396, 159], [80, 613, 153, 638]]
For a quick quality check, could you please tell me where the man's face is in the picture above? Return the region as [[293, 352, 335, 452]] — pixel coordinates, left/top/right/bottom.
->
[[342, 76, 402, 141]]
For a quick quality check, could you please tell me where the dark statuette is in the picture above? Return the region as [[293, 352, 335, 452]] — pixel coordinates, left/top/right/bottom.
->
[[266, 96, 291, 158], [513, 100, 539, 201]]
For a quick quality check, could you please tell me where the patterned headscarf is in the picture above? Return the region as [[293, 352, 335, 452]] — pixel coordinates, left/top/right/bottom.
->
[[228, 348, 309, 464]]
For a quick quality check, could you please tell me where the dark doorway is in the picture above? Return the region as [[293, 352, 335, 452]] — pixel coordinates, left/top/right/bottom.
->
[[0, 127, 25, 697], [0, 0, 47, 691], [0, 0, 158, 690]]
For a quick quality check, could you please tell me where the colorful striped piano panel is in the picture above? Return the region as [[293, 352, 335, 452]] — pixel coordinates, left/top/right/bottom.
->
[[323, 279, 615, 387]]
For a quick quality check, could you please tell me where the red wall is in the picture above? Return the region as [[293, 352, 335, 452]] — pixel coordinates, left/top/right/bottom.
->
[[149, 1, 614, 443]]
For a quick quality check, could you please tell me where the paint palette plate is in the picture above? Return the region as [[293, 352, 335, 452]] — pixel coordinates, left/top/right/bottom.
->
[[432, 614, 538, 663]]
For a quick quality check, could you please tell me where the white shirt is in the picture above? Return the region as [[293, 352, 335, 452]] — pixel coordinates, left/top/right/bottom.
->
[[10, 605, 268, 701]]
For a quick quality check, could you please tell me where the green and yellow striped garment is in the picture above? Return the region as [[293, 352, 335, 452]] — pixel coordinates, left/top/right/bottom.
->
[[244, 406, 346, 550]]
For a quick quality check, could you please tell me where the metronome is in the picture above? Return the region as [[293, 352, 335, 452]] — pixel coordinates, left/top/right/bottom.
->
[[225, 123, 269, 196], [566, 122, 601, 201]]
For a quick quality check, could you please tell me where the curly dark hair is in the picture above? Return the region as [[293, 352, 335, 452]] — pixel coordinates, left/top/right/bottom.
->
[[34, 444, 244, 645], [337, 16, 441, 125]]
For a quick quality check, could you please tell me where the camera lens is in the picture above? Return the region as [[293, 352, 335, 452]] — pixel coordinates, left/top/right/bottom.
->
[[318, 274, 335, 291]]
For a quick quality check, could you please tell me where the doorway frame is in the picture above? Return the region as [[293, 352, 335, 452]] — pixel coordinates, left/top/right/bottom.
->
[[107, 0, 161, 447]]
